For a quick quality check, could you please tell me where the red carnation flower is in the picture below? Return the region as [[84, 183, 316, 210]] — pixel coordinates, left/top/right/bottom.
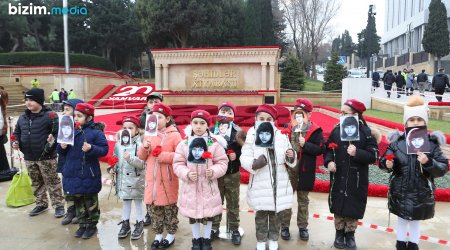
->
[[75, 122, 82, 129], [152, 145, 162, 157], [385, 154, 395, 161], [328, 142, 338, 149], [10, 135, 16, 141], [49, 113, 56, 118], [281, 128, 290, 135], [202, 151, 213, 159], [227, 149, 235, 155], [108, 156, 119, 167]]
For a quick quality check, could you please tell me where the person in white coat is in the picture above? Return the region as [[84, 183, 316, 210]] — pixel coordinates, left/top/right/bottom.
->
[[240, 104, 297, 250]]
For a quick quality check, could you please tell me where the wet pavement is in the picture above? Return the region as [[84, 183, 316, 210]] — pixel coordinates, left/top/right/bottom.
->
[[0, 164, 449, 250]]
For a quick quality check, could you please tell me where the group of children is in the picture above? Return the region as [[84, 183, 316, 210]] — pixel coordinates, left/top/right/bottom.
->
[[10, 88, 448, 250]]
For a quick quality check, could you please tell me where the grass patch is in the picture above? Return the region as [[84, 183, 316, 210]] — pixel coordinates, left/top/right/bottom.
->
[[303, 78, 324, 92]]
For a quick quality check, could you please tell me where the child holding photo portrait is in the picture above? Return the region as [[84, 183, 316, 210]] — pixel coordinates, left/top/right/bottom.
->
[[379, 96, 448, 250], [137, 103, 182, 249], [240, 104, 297, 250], [109, 116, 146, 240], [173, 110, 228, 250], [323, 99, 379, 250]]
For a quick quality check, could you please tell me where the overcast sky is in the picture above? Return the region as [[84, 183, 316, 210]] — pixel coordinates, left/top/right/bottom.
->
[[329, 0, 385, 42]]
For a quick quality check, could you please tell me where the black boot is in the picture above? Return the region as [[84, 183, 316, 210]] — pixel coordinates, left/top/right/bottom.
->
[[280, 227, 290, 240], [118, 220, 131, 239], [201, 238, 212, 250], [61, 206, 76, 225], [231, 230, 241, 245], [407, 242, 419, 250], [74, 224, 86, 238], [333, 229, 345, 249], [191, 238, 202, 250], [345, 231, 356, 250], [131, 221, 144, 240], [82, 224, 97, 239], [144, 212, 152, 226], [299, 228, 309, 241], [396, 241, 407, 250]]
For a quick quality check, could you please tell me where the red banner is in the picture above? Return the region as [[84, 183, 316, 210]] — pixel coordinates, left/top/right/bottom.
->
[[98, 84, 155, 109]]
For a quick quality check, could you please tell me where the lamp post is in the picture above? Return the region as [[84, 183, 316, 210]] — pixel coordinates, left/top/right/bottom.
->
[[366, 4, 376, 78], [63, 0, 70, 73]]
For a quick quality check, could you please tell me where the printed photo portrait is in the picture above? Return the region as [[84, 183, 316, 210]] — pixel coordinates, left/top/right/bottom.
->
[[57, 115, 74, 145], [214, 118, 232, 140], [340, 116, 360, 141], [188, 137, 208, 164], [120, 129, 131, 148], [255, 121, 275, 148], [291, 109, 309, 132], [145, 114, 158, 136], [406, 126, 430, 154]]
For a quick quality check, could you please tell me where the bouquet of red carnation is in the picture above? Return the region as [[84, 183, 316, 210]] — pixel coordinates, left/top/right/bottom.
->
[[152, 145, 162, 157], [202, 151, 212, 159], [385, 154, 395, 161], [328, 142, 338, 149], [75, 122, 82, 130]]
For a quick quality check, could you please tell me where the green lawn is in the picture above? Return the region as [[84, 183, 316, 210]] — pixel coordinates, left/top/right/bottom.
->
[[303, 78, 324, 92]]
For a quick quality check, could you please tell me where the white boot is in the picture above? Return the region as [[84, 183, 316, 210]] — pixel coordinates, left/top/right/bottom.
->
[[268, 240, 278, 250], [256, 241, 266, 250]]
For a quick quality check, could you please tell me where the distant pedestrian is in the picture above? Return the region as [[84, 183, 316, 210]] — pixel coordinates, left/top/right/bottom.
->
[[432, 68, 450, 102], [59, 88, 68, 102], [68, 89, 77, 100], [405, 70, 414, 96], [30, 78, 40, 88], [50, 89, 60, 111], [0, 87, 10, 175], [371, 71, 380, 92], [416, 69, 428, 96], [383, 70, 396, 98], [396, 71, 406, 98]]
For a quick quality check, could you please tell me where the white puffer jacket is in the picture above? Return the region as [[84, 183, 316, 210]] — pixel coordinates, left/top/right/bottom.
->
[[240, 127, 296, 212]]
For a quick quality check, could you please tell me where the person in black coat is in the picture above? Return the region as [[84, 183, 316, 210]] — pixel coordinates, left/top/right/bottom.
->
[[396, 70, 406, 98], [383, 70, 396, 98], [324, 99, 379, 250], [379, 96, 448, 250], [432, 68, 450, 102], [279, 98, 324, 241]]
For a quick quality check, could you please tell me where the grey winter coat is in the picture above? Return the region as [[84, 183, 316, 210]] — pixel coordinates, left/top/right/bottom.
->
[[113, 135, 145, 200]]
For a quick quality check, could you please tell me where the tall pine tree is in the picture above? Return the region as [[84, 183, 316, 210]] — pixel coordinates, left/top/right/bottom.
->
[[422, 0, 450, 68], [281, 55, 305, 91], [244, 0, 280, 46], [323, 52, 347, 91]]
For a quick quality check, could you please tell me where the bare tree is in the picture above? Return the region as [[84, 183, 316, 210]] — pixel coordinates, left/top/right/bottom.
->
[[281, 0, 339, 79]]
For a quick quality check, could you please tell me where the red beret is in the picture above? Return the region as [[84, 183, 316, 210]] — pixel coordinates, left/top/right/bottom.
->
[[256, 104, 278, 119], [75, 103, 95, 116], [152, 103, 172, 117], [191, 110, 211, 125], [120, 116, 140, 127], [218, 101, 236, 115], [344, 99, 366, 114], [294, 98, 313, 112]]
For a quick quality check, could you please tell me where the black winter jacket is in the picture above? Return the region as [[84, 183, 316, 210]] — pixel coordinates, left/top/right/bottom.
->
[[432, 73, 450, 89], [416, 72, 428, 83], [383, 72, 396, 85], [14, 106, 58, 161], [290, 122, 324, 191], [324, 123, 379, 219], [379, 131, 448, 220], [395, 74, 406, 88]]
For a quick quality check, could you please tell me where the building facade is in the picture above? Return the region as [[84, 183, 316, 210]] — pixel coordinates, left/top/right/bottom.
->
[[381, 0, 450, 57]]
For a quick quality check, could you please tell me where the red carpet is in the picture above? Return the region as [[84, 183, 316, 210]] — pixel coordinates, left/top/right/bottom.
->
[[95, 105, 449, 202]]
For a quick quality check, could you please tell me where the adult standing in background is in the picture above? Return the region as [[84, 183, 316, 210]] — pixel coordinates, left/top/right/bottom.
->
[[30, 78, 40, 89], [0, 87, 11, 176], [68, 89, 77, 100], [371, 71, 380, 93], [59, 88, 68, 103], [416, 69, 428, 97], [432, 68, 450, 102], [395, 71, 406, 98], [383, 70, 396, 98]]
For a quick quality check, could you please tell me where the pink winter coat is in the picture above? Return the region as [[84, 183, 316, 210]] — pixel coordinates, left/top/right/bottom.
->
[[138, 125, 182, 206], [173, 129, 228, 219]]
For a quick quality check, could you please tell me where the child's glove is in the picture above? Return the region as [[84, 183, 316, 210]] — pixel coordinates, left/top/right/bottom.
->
[[252, 154, 267, 170]]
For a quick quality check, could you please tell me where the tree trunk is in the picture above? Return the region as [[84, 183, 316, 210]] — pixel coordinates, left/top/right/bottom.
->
[[10, 36, 19, 52], [106, 47, 111, 59], [437, 56, 441, 69]]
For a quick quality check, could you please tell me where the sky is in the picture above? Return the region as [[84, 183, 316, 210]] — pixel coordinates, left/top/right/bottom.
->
[[329, 0, 385, 42]]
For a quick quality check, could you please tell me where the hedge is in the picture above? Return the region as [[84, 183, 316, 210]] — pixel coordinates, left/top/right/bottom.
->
[[0, 52, 114, 70]]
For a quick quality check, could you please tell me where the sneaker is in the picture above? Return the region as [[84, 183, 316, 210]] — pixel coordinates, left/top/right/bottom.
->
[[61, 206, 75, 225], [143, 212, 152, 226], [74, 225, 86, 238], [280, 227, 290, 240], [151, 239, 161, 250], [231, 230, 241, 245], [72, 216, 79, 224], [159, 238, 176, 248], [54, 206, 65, 218], [29, 206, 48, 216], [82, 225, 97, 239], [299, 228, 309, 241], [117, 220, 131, 239], [130, 221, 144, 240]]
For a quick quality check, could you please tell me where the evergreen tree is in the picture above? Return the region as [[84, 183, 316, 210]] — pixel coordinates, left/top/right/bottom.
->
[[244, 0, 281, 46], [422, 0, 450, 68], [340, 30, 354, 56], [281, 55, 305, 91], [323, 52, 347, 91], [244, 0, 263, 45], [331, 36, 341, 54]]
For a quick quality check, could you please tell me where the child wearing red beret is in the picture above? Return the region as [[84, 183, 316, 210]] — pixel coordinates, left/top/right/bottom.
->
[[108, 116, 146, 240], [323, 99, 379, 249], [57, 103, 109, 239]]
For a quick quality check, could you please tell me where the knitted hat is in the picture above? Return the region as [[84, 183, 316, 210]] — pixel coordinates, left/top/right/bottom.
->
[[152, 103, 172, 117], [24, 88, 45, 106], [403, 96, 428, 124], [62, 99, 84, 109], [75, 103, 95, 116], [146, 92, 163, 102], [256, 104, 278, 119], [120, 116, 140, 127], [294, 98, 313, 112], [218, 101, 236, 115], [344, 99, 366, 114], [191, 110, 212, 125]]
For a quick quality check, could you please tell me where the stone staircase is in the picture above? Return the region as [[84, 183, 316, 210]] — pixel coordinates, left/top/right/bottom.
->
[[3, 84, 28, 115]]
